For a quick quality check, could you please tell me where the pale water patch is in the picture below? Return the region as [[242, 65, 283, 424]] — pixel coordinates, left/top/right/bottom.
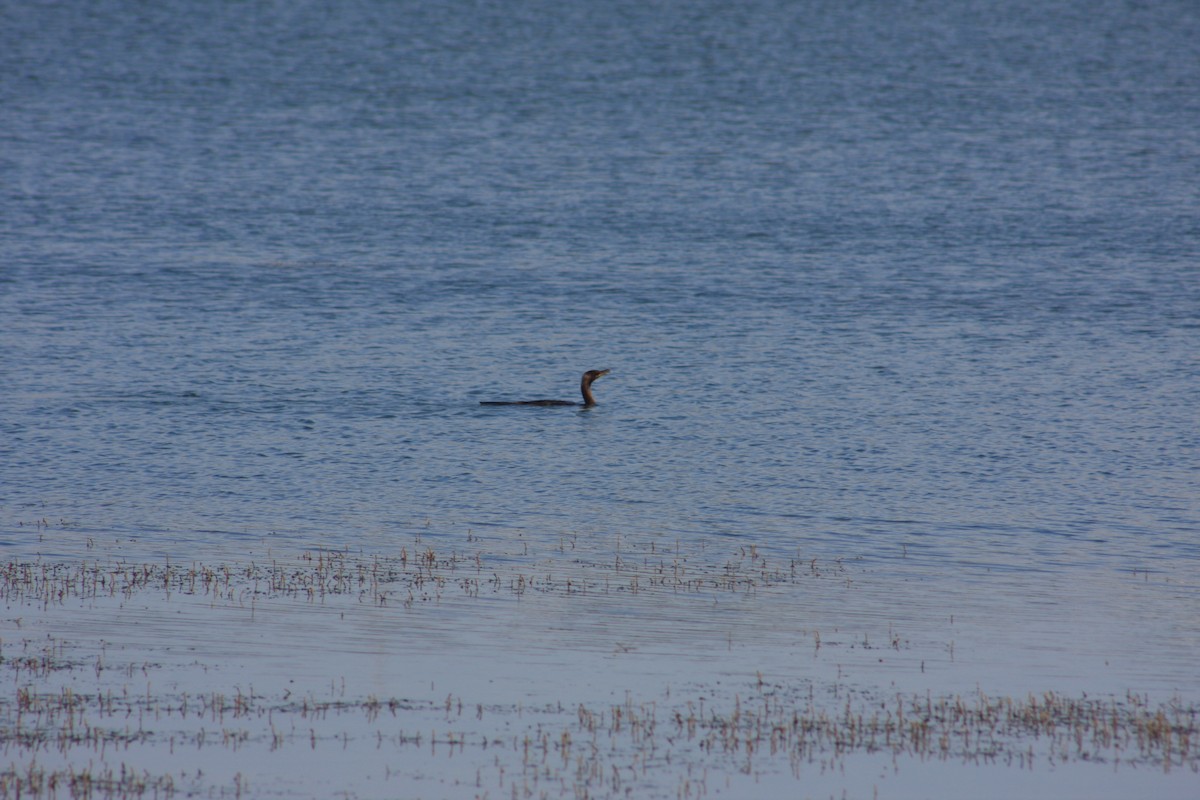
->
[[2, 531, 1196, 798]]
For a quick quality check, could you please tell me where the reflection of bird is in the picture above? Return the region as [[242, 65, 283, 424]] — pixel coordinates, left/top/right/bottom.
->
[[480, 369, 611, 407]]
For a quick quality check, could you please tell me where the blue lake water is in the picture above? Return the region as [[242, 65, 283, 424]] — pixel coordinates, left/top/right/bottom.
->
[[2, 0, 1199, 797]]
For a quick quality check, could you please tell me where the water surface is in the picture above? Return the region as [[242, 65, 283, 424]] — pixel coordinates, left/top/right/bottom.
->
[[2, 0, 1199, 797]]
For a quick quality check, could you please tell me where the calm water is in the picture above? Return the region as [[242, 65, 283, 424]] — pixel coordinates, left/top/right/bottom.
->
[[2, 0, 1199, 797]]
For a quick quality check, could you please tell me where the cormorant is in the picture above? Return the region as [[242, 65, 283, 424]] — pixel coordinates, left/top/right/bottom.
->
[[480, 369, 611, 407]]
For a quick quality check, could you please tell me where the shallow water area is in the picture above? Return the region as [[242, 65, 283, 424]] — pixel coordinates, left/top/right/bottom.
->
[[3, 531, 1198, 798], [3, 0, 1200, 796]]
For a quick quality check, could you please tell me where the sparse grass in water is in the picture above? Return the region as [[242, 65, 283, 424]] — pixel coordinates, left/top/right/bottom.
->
[[1, 538, 1196, 798], [0, 649, 1195, 799]]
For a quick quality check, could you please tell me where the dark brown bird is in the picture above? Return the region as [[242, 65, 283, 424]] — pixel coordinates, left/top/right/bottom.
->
[[480, 369, 611, 407]]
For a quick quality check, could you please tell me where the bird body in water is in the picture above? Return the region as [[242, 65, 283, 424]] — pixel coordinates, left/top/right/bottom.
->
[[480, 369, 611, 407]]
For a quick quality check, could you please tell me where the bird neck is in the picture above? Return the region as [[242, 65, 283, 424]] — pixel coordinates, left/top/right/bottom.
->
[[580, 378, 596, 407]]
